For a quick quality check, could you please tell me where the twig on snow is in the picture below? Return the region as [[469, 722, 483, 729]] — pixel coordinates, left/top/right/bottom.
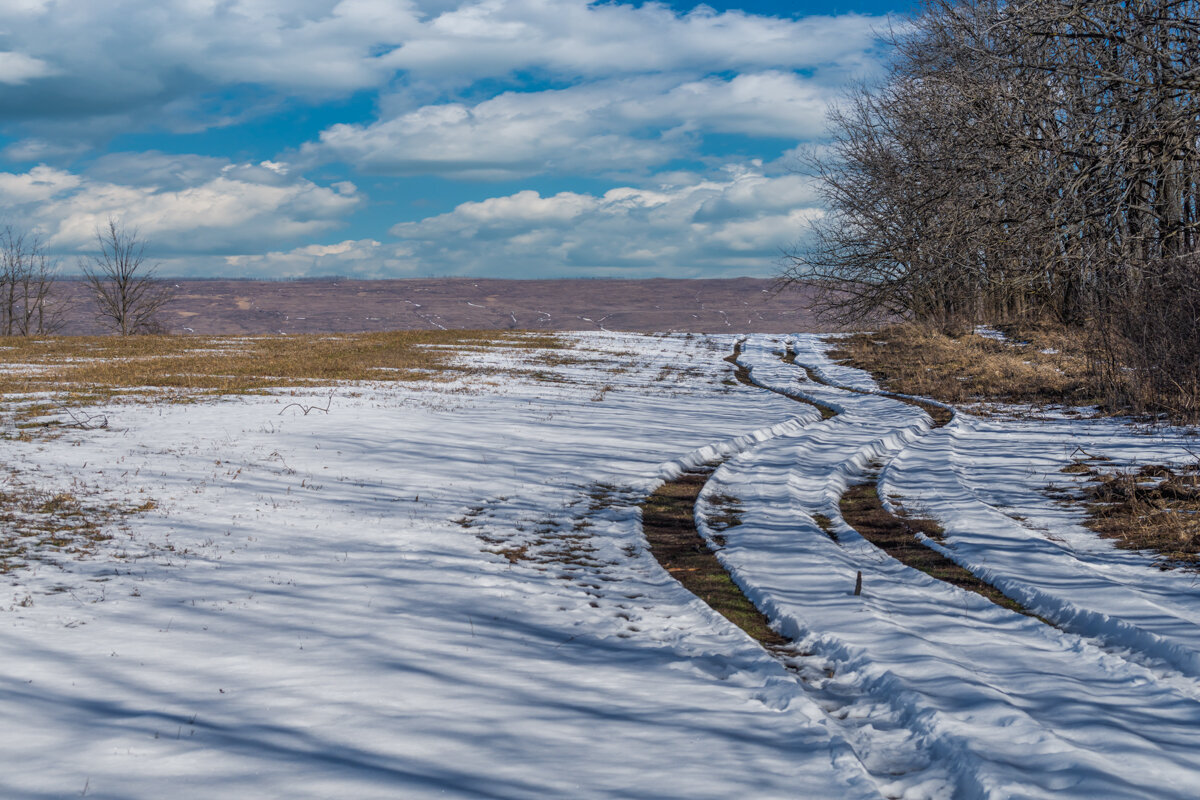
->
[[279, 391, 334, 416]]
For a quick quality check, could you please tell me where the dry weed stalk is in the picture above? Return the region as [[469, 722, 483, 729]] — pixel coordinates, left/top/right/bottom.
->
[[1068, 459, 1200, 568]]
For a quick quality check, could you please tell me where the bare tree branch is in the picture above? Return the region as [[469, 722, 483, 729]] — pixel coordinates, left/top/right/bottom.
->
[[80, 218, 174, 336], [0, 226, 63, 336], [781, 0, 1200, 418]]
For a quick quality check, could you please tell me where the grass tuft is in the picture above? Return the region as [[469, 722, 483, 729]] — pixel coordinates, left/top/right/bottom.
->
[[1062, 459, 1200, 569], [0, 473, 154, 574]]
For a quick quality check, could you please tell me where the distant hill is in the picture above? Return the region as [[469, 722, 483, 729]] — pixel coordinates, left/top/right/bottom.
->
[[53, 277, 833, 335]]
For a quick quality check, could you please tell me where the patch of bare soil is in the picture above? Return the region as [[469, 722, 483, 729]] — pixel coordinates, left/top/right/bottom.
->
[[642, 468, 788, 647], [840, 481, 1038, 617]]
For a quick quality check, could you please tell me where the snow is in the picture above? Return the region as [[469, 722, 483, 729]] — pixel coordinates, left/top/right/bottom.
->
[[0, 332, 868, 800], [882, 412, 1200, 683], [720, 335, 1200, 798], [2, 331, 1199, 799]]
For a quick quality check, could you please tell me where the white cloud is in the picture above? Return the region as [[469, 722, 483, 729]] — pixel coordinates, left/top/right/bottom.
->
[[1, 138, 92, 162], [388, 165, 823, 277], [0, 158, 824, 278], [308, 71, 841, 178], [0, 51, 56, 85], [84, 151, 232, 190], [625, 72, 836, 138], [310, 79, 686, 178], [0, 164, 83, 203], [385, 0, 885, 81], [220, 238, 404, 279], [0, 1, 887, 148], [0, 161, 360, 256], [0, 2, 886, 277]]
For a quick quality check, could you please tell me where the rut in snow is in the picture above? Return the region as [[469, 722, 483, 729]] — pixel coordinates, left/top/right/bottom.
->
[[725, 334, 1200, 798], [798, 336, 1200, 694], [644, 343, 958, 795]]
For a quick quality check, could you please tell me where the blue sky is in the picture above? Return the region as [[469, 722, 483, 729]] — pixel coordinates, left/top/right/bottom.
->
[[0, 0, 905, 279]]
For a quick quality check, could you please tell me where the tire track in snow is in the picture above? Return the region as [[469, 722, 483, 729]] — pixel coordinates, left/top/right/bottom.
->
[[884, 419, 1200, 683], [717, 334, 1200, 798], [804, 347, 1200, 699], [711, 338, 956, 796]]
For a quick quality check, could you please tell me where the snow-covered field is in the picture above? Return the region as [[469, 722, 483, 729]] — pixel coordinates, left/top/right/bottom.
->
[[2, 332, 1198, 799]]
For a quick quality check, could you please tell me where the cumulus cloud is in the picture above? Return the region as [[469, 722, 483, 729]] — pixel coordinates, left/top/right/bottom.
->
[[625, 72, 836, 138], [385, 1, 885, 80], [218, 239, 410, 279], [388, 166, 823, 277], [308, 71, 840, 178], [310, 79, 685, 178], [0, 161, 360, 257], [0, 51, 57, 85], [1, 0, 881, 97], [0, 164, 83, 204], [0, 158, 822, 278], [0, 0, 887, 150], [0, 2, 891, 278]]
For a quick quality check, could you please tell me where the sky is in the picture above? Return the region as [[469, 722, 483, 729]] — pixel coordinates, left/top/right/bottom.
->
[[0, 0, 907, 279]]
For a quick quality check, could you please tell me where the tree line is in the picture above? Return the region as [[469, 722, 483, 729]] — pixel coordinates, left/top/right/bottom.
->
[[785, 0, 1200, 419], [0, 219, 173, 336]]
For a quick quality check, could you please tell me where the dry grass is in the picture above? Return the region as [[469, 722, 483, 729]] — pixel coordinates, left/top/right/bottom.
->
[[0, 331, 565, 413], [0, 473, 154, 574], [827, 323, 1096, 410], [0, 331, 575, 573], [835, 325, 1200, 566], [811, 512, 838, 541], [1061, 459, 1200, 568]]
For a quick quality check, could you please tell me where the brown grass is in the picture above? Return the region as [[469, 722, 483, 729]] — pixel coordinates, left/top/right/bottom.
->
[[788, 338, 951, 425], [0, 475, 153, 573], [835, 325, 1200, 567], [643, 470, 788, 647], [827, 323, 1096, 410], [1062, 460, 1200, 568], [840, 481, 1036, 617], [0, 331, 565, 414]]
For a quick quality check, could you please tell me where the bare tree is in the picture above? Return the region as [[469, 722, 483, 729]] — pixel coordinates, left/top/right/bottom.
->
[[80, 219, 173, 335], [782, 0, 1200, 417], [0, 226, 63, 336]]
